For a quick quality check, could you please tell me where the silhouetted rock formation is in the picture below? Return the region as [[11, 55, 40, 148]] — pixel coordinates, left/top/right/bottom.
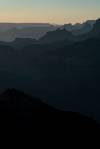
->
[[73, 21, 93, 35], [61, 23, 74, 31], [61, 20, 95, 35], [39, 29, 74, 44], [91, 19, 100, 37], [75, 18, 100, 41], [0, 89, 99, 130]]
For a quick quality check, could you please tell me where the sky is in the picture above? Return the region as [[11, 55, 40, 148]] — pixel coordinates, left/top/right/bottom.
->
[[0, 0, 100, 24]]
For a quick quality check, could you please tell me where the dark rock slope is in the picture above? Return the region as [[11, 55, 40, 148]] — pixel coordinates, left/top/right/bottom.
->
[[0, 89, 99, 131]]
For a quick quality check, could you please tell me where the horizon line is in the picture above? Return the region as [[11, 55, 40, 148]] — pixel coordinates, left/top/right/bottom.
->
[[0, 18, 98, 25]]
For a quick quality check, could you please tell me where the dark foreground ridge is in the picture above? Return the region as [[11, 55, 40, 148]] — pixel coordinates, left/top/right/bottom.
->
[[0, 89, 99, 131]]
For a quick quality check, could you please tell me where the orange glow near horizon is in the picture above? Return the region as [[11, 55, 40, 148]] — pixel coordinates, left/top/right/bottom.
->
[[0, 0, 99, 24]]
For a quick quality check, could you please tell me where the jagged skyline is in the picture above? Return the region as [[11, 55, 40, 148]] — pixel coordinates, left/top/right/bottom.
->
[[0, 0, 100, 24]]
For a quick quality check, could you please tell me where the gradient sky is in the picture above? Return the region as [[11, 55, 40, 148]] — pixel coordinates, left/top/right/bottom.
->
[[0, 0, 100, 24]]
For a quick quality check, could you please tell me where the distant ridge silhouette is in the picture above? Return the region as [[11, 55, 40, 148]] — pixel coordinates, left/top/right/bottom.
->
[[0, 19, 96, 42], [39, 28, 74, 44], [91, 18, 100, 36], [0, 24, 58, 42], [61, 20, 95, 35]]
